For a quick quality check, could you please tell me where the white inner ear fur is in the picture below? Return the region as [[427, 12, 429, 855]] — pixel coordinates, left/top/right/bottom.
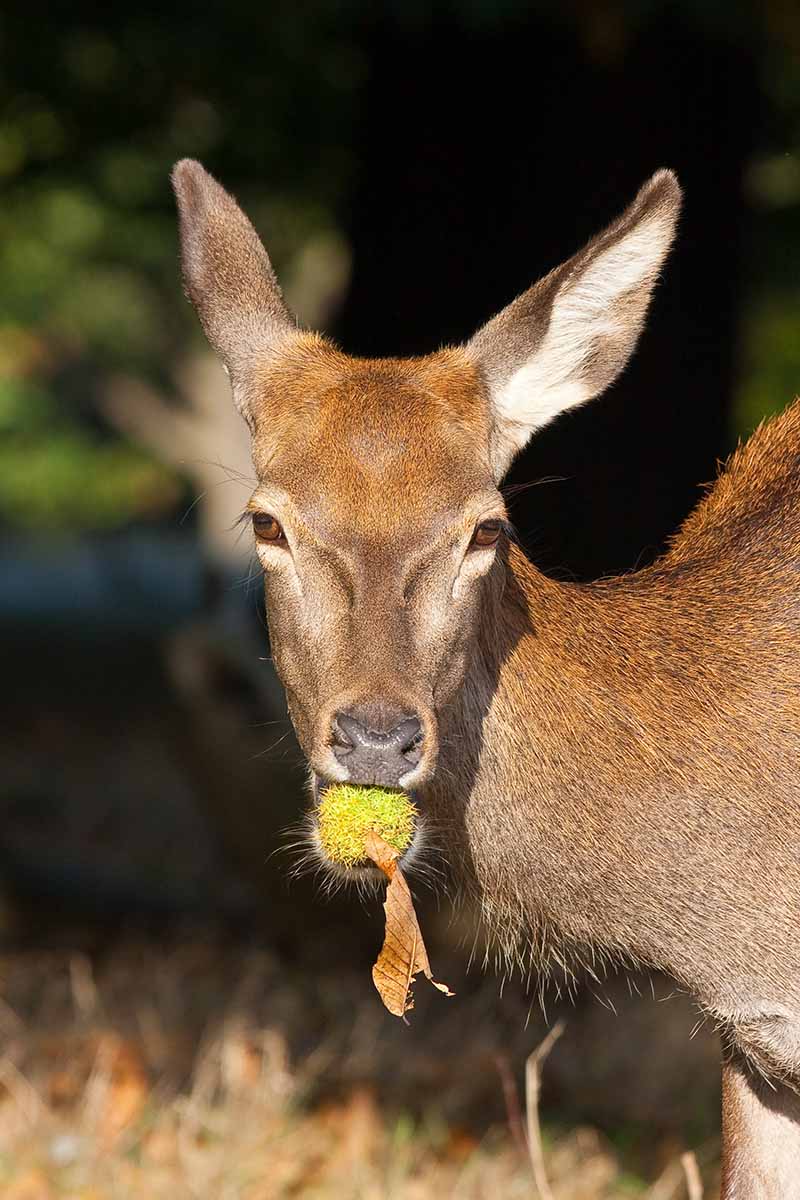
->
[[492, 212, 673, 459]]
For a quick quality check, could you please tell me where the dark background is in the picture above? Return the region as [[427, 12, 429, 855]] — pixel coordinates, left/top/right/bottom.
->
[[0, 2, 798, 1193]]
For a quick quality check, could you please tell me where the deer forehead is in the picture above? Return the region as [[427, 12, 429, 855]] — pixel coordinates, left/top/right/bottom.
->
[[248, 340, 495, 539]]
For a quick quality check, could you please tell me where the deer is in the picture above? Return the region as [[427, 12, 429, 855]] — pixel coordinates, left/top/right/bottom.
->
[[171, 158, 800, 1196]]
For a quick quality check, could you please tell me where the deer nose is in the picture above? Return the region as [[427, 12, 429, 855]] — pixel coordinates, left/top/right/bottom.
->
[[332, 705, 424, 787]]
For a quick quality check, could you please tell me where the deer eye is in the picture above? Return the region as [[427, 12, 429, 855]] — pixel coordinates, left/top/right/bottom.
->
[[252, 513, 285, 544], [471, 519, 502, 549]]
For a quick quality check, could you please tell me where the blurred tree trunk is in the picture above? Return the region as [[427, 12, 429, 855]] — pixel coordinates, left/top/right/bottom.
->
[[336, 10, 759, 578]]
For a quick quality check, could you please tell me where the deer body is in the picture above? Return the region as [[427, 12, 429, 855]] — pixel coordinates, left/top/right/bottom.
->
[[436, 465, 800, 1072], [172, 159, 800, 1193]]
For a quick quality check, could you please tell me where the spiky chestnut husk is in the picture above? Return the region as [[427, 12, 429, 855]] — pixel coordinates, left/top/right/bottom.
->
[[317, 784, 417, 868]]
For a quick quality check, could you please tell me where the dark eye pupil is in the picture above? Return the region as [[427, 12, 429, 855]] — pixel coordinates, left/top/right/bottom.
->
[[253, 513, 283, 542], [473, 520, 501, 547]]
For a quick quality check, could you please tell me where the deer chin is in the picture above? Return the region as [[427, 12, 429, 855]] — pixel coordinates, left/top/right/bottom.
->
[[304, 773, 427, 890]]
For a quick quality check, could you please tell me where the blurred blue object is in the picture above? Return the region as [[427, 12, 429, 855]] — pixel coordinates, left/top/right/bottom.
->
[[0, 530, 206, 632]]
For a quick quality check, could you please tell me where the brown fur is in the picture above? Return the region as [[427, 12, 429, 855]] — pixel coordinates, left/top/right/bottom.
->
[[172, 159, 800, 1193], [434, 406, 800, 1082]]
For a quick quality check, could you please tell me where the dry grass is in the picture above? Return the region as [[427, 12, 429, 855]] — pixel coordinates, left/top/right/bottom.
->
[[0, 932, 719, 1199]]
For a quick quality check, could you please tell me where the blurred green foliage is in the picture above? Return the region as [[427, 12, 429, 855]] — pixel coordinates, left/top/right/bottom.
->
[[0, 2, 798, 531], [0, 3, 362, 532], [0, 376, 180, 529], [732, 24, 800, 434]]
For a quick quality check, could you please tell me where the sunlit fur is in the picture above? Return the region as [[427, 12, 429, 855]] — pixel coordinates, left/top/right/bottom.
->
[[423, 415, 800, 1093], [173, 158, 800, 1193]]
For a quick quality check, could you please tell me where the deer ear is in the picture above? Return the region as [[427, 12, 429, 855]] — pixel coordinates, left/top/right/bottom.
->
[[467, 170, 682, 480], [171, 159, 297, 421]]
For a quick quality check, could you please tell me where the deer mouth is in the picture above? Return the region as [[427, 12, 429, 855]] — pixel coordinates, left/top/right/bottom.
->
[[308, 774, 425, 885]]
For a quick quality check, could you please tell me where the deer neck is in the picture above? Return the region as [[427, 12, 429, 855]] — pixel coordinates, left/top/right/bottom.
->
[[429, 540, 685, 979], [437, 540, 597, 797]]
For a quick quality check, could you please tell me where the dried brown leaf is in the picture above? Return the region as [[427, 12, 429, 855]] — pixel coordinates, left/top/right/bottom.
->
[[364, 831, 454, 1019]]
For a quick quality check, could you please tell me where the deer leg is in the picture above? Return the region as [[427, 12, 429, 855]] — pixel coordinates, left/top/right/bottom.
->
[[720, 1048, 800, 1198]]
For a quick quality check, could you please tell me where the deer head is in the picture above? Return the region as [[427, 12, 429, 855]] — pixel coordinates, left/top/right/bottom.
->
[[172, 160, 681, 808]]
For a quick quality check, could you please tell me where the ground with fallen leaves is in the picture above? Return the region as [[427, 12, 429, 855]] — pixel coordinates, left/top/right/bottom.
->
[[0, 925, 723, 1199], [0, 628, 725, 1196]]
